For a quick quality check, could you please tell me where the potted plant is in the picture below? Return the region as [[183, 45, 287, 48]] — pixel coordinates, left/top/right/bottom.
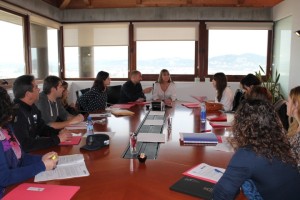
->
[[255, 65, 284, 104]]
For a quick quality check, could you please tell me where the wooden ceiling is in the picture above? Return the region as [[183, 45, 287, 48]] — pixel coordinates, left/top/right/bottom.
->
[[41, 0, 284, 9]]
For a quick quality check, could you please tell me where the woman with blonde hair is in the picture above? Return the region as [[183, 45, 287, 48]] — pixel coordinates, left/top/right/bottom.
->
[[153, 69, 176, 107], [286, 86, 300, 164]]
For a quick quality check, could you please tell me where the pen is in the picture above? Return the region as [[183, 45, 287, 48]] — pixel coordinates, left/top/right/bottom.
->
[[200, 129, 211, 133], [214, 169, 224, 174]]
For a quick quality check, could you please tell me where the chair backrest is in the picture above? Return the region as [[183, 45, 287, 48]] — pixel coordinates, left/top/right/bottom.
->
[[274, 99, 289, 131], [107, 85, 122, 104], [75, 88, 90, 99], [232, 89, 244, 112]]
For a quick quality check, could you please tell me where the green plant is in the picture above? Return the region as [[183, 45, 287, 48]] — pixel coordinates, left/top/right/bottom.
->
[[255, 65, 284, 104]]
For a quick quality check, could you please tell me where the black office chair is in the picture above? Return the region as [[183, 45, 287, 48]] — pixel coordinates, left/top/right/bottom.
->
[[107, 85, 122, 105], [231, 89, 244, 112], [274, 99, 289, 131], [75, 88, 90, 99]]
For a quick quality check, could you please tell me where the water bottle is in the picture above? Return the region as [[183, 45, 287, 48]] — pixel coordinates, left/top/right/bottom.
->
[[200, 102, 206, 122], [86, 116, 94, 135]]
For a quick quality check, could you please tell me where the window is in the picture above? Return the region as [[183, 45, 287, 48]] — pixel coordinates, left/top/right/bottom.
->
[[30, 15, 60, 79], [134, 22, 198, 76], [0, 10, 25, 79], [207, 22, 272, 76], [136, 41, 195, 75], [63, 23, 129, 78]]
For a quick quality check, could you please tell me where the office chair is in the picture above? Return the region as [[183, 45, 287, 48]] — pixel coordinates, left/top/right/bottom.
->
[[274, 99, 289, 131], [107, 85, 122, 105], [75, 88, 90, 99]]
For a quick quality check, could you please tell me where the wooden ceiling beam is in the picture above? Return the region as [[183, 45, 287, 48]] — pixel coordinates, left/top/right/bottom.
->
[[59, 0, 72, 9]]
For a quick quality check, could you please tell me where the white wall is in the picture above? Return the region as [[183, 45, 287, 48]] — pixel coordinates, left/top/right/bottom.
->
[[273, 0, 300, 96], [68, 81, 240, 104]]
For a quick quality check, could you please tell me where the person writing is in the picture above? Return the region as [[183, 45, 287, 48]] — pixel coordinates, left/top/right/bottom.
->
[[13, 75, 72, 152], [36, 76, 84, 129], [0, 86, 58, 198], [212, 72, 233, 111], [152, 69, 176, 107], [119, 70, 152, 103], [77, 71, 111, 112], [213, 99, 300, 200]]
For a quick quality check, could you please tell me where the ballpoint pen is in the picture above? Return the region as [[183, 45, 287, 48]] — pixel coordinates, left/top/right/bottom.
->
[[214, 168, 224, 174]]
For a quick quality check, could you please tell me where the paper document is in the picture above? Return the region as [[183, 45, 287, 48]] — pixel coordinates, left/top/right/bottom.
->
[[89, 113, 111, 118], [137, 133, 165, 143], [65, 122, 87, 130], [143, 119, 164, 126], [183, 163, 225, 183], [148, 111, 165, 116], [34, 154, 89, 182]]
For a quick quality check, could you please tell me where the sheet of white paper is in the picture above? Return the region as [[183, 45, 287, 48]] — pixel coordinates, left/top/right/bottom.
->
[[34, 154, 89, 182], [214, 136, 234, 152], [143, 119, 164, 126], [148, 111, 165, 116], [83, 132, 115, 138], [184, 163, 225, 183], [137, 133, 165, 143]]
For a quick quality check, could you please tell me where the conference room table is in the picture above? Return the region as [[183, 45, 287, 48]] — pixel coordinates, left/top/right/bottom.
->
[[21, 101, 246, 200]]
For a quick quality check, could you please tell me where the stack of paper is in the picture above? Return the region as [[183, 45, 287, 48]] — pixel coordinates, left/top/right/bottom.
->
[[34, 154, 89, 182], [180, 133, 218, 144]]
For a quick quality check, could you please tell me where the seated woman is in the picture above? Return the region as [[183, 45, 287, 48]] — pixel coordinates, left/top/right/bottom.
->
[[77, 71, 110, 112], [212, 72, 233, 111], [0, 86, 58, 198], [61, 81, 79, 115], [247, 85, 272, 103], [152, 69, 176, 107], [213, 99, 300, 200], [286, 86, 300, 167]]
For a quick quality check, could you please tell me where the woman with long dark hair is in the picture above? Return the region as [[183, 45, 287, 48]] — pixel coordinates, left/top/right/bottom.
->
[[78, 71, 110, 112], [0, 87, 58, 198], [213, 99, 300, 200], [212, 72, 233, 111]]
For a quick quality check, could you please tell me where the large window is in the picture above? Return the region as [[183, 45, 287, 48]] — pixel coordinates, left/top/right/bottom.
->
[[64, 23, 129, 78], [30, 22, 59, 79], [0, 10, 25, 79], [136, 41, 195, 75], [207, 22, 272, 76], [134, 22, 198, 76]]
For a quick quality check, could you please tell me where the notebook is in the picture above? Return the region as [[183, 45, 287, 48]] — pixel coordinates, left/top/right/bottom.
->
[[59, 136, 82, 145], [180, 133, 218, 144], [3, 183, 80, 200], [170, 176, 214, 200], [209, 121, 233, 128], [207, 115, 227, 122], [181, 102, 200, 108]]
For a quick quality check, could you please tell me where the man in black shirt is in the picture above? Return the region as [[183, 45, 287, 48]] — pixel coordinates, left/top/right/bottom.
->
[[119, 70, 152, 103], [12, 75, 72, 152]]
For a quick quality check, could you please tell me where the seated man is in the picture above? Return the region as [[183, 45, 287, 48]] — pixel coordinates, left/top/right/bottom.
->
[[36, 76, 84, 129], [119, 70, 152, 103], [12, 75, 72, 152]]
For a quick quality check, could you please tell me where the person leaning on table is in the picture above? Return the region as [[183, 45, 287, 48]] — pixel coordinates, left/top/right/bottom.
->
[[0, 86, 58, 198], [212, 99, 300, 200]]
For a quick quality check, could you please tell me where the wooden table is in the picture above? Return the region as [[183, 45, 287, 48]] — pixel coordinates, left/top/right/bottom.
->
[[18, 102, 245, 200]]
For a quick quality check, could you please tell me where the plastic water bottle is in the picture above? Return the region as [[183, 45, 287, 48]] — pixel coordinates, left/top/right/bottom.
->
[[200, 102, 206, 122], [86, 116, 94, 135]]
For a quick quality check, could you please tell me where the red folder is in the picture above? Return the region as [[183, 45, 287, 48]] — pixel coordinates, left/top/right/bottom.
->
[[110, 104, 135, 109], [3, 183, 80, 200], [207, 115, 227, 121], [59, 136, 82, 145], [182, 102, 200, 108], [209, 121, 232, 128]]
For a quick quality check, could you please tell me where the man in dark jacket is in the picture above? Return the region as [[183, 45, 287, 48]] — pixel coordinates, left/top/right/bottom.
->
[[12, 75, 72, 152]]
